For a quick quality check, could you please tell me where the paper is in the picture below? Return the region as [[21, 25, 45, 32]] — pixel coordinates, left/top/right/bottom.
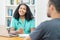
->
[[18, 34, 29, 38]]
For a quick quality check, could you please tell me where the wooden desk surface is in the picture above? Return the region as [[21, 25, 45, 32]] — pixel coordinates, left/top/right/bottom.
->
[[0, 36, 24, 40]]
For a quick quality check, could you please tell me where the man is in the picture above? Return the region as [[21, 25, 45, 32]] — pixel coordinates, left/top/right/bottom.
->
[[25, 0, 60, 40]]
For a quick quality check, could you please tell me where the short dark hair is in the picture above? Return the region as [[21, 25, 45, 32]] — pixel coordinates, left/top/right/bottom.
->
[[13, 3, 34, 21], [49, 0, 60, 12]]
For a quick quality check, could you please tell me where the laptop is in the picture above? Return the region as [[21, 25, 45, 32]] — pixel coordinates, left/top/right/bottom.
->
[[0, 25, 17, 37], [0, 25, 29, 38]]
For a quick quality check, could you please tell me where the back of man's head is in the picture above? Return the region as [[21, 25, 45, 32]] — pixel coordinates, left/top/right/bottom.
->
[[49, 0, 60, 13]]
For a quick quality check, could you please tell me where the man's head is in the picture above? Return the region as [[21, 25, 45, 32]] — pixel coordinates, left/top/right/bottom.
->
[[47, 0, 60, 18]]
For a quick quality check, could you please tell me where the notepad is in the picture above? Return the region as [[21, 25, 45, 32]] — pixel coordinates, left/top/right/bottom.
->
[[18, 34, 29, 38]]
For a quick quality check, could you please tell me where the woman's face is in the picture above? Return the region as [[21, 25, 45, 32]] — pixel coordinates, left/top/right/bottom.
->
[[18, 5, 27, 16]]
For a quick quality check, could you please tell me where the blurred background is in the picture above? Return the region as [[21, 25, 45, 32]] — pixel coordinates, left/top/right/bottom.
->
[[0, 0, 51, 27]]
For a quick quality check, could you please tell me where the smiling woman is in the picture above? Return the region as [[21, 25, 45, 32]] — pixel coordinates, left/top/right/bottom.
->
[[10, 3, 35, 34]]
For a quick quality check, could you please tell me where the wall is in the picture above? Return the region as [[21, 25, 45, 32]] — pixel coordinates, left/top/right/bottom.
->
[[0, 0, 51, 26], [35, 0, 51, 27], [0, 0, 5, 25]]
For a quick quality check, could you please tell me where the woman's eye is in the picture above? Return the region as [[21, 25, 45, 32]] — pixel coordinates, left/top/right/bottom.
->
[[20, 7, 22, 9], [20, 7, 26, 10], [23, 8, 26, 10]]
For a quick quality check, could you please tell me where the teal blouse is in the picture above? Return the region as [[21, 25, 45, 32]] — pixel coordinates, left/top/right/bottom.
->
[[10, 18, 35, 34]]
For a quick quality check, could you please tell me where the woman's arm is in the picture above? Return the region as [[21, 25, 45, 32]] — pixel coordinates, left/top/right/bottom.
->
[[10, 27, 17, 34], [16, 28, 24, 34], [30, 19, 35, 32], [10, 27, 24, 34]]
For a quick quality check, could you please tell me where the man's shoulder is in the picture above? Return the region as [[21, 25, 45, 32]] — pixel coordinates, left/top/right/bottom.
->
[[40, 20, 50, 25], [39, 19, 54, 28], [41, 19, 55, 25]]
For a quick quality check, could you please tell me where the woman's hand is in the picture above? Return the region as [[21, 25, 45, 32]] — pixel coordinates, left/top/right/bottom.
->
[[17, 28, 24, 34], [10, 27, 24, 34], [31, 28, 35, 32]]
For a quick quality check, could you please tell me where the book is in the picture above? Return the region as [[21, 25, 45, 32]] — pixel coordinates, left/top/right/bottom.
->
[[18, 0, 21, 4], [33, 0, 35, 5], [10, 0, 14, 5], [30, 0, 35, 5], [7, 18, 11, 27], [16, 0, 19, 5], [14, 0, 19, 5], [8, 8, 13, 16]]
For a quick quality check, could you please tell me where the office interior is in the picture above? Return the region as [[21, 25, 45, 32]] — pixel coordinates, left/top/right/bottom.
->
[[0, 0, 51, 40]]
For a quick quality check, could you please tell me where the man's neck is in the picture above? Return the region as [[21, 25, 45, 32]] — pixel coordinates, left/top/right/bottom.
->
[[52, 13, 60, 19]]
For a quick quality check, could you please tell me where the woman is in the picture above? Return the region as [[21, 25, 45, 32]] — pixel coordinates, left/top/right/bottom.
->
[[10, 3, 35, 34]]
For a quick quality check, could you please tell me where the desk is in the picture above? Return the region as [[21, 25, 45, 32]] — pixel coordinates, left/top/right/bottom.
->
[[0, 36, 24, 40]]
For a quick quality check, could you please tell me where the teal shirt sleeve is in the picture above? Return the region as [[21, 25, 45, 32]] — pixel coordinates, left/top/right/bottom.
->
[[30, 19, 35, 28], [10, 18, 24, 30], [10, 18, 16, 29]]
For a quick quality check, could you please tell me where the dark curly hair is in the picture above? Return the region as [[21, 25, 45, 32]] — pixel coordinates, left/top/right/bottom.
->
[[13, 3, 34, 21]]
